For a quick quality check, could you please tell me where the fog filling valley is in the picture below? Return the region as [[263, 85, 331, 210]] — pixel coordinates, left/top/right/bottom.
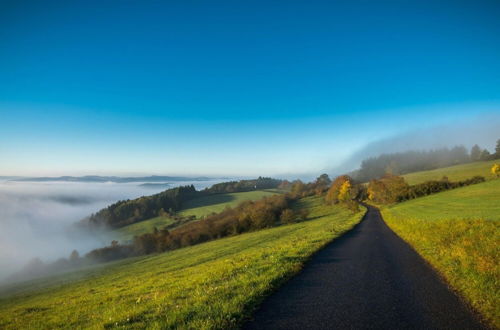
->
[[0, 179, 224, 280]]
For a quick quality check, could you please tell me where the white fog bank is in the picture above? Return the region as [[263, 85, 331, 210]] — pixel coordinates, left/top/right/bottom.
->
[[0, 179, 224, 280]]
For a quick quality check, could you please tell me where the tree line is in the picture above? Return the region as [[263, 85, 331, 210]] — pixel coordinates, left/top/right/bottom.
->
[[353, 139, 500, 182], [203, 177, 282, 194]]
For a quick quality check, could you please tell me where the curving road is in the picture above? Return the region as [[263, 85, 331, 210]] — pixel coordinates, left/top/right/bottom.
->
[[245, 205, 486, 329]]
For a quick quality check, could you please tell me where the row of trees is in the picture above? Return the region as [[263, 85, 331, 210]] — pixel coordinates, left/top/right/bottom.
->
[[203, 177, 282, 194], [354, 139, 500, 182], [86, 193, 307, 262]]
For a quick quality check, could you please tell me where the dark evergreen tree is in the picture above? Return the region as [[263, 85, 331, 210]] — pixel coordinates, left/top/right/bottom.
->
[[470, 144, 482, 161], [480, 149, 491, 161]]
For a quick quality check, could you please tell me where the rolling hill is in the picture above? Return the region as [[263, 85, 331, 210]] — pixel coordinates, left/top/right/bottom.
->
[[402, 159, 498, 185], [116, 190, 280, 241], [0, 197, 365, 329]]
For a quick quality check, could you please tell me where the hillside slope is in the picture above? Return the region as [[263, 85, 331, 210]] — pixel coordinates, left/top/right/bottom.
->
[[0, 196, 365, 329], [402, 160, 497, 185], [381, 179, 500, 327], [116, 190, 279, 241]]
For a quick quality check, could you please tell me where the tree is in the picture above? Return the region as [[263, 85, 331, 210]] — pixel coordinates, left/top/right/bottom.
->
[[449, 145, 469, 164], [367, 174, 409, 204], [69, 250, 80, 262], [315, 173, 331, 186], [480, 149, 491, 161], [496, 139, 500, 159], [337, 180, 359, 212], [290, 180, 306, 197], [280, 209, 296, 224], [338, 180, 352, 202], [367, 180, 387, 203], [470, 144, 482, 161], [492, 164, 500, 178], [325, 175, 352, 204]]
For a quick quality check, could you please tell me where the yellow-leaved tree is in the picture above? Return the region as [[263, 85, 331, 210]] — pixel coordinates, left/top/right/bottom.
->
[[338, 180, 352, 202], [492, 163, 500, 178]]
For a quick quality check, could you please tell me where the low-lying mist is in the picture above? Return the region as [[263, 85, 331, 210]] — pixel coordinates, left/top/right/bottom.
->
[[0, 179, 223, 281]]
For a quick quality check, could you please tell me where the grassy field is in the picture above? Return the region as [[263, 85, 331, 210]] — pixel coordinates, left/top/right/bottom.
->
[[178, 190, 280, 218], [381, 179, 500, 327], [402, 160, 498, 185], [0, 196, 365, 329], [116, 216, 178, 241], [117, 190, 280, 241]]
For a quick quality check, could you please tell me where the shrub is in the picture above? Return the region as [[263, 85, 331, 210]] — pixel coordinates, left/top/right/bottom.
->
[[492, 164, 500, 178]]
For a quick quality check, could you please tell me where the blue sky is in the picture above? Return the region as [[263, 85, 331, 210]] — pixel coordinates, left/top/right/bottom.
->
[[1, 0, 499, 176]]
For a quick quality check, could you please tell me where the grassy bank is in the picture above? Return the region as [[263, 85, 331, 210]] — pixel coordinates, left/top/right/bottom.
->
[[117, 190, 279, 240], [0, 196, 365, 329], [381, 180, 500, 327], [402, 160, 498, 185]]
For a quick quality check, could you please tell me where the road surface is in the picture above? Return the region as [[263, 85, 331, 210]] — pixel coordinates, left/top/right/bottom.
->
[[245, 205, 486, 329]]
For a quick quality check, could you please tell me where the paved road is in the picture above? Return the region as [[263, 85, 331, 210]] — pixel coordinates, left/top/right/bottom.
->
[[245, 205, 486, 329]]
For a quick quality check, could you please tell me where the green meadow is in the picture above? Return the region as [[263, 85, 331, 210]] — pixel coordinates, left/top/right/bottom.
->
[[117, 190, 280, 241], [402, 160, 498, 185], [0, 196, 365, 329], [178, 190, 280, 218], [381, 179, 500, 327]]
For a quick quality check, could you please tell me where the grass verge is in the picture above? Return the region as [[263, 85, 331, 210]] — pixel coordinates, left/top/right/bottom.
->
[[381, 180, 500, 327]]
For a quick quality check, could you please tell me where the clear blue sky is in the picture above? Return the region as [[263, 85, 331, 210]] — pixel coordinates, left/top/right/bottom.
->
[[1, 0, 499, 176]]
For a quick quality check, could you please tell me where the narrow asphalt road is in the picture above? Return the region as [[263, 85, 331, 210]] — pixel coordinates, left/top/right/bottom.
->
[[245, 205, 486, 329]]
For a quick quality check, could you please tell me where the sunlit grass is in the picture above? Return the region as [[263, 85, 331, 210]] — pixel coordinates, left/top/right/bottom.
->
[[0, 196, 365, 329], [381, 179, 500, 327], [402, 160, 498, 185], [116, 216, 177, 241]]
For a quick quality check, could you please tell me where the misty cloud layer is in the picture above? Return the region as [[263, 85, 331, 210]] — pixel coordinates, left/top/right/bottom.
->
[[0, 179, 223, 280], [333, 115, 500, 174]]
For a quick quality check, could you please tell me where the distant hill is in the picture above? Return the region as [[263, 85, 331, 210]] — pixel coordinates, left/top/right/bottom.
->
[[83, 177, 283, 229], [11, 175, 213, 183]]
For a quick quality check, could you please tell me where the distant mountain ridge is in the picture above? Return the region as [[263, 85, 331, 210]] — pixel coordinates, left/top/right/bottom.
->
[[11, 175, 214, 183]]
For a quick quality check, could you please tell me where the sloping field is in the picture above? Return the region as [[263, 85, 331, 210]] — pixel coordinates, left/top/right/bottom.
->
[[381, 179, 500, 327], [0, 196, 365, 329], [178, 190, 280, 218], [402, 160, 497, 185], [116, 216, 177, 241], [117, 190, 280, 241]]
